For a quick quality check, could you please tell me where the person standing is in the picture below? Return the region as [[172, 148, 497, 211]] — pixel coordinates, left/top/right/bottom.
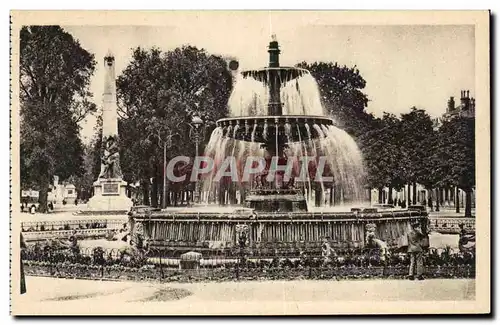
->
[[20, 233, 26, 294], [407, 220, 429, 280]]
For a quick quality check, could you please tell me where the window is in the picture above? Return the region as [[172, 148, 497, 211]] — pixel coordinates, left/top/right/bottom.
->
[[67, 189, 73, 195]]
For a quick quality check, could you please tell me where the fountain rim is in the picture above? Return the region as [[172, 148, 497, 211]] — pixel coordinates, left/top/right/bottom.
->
[[216, 115, 335, 126], [240, 66, 310, 74]]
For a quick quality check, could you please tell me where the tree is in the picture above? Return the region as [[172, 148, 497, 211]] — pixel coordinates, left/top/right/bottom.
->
[[72, 115, 103, 201], [117, 46, 233, 206], [417, 127, 441, 209], [358, 116, 386, 201], [296, 61, 369, 114], [399, 107, 435, 205], [20, 26, 96, 212], [435, 116, 475, 217], [380, 113, 407, 203], [359, 113, 406, 203]]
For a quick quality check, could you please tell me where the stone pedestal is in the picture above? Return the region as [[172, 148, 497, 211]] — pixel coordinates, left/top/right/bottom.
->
[[87, 178, 133, 212]]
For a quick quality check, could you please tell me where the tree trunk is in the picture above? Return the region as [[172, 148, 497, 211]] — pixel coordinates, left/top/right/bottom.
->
[[388, 186, 393, 204], [151, 175, 158, 208], [218, 185, 225, 206], [435, 188, 440, 212], [412, 182, 417, 204], [407, 183, 411, 206], [229, 185, 236, 205], [315, 187, 321, 207], [455, 187, 460, 213], [329, 185, 334, 206], [334, 184, 342, 206], [158, 181, 164, 208], [240, 188, 246, 205], [37, 174, 49, 213], [166, 189, 171, 207], [465, 188, 472, 217], [173, 191, 178, 206], [378, 187, 383, 204], [142, 180, 150, 206]]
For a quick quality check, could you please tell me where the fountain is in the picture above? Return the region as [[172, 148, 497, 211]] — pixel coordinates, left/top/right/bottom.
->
[[201, 35, 366, 209], [129, 37, 428, 255]]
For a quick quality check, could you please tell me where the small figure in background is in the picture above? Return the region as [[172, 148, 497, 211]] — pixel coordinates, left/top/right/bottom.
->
[[407, 220, 429, 280]]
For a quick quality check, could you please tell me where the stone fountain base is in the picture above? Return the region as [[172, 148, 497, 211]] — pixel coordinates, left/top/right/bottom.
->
[[87, 178, 133, 212], [129, 209, 428, 256]]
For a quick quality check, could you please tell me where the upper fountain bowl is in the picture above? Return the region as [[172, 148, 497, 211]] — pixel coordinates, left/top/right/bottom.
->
[[216, 115, 335, 143], [241, 67, 310, 84]]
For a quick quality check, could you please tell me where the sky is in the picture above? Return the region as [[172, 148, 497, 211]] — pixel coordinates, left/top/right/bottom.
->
[[62, 16, 475, 143]]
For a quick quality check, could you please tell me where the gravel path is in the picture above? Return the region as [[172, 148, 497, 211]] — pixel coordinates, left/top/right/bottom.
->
[[12, 276, 475, 315]]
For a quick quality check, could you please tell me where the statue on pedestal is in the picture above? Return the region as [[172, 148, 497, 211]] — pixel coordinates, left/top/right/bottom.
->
[[87, 51, 132, 212], [365, 223, 389, 262], [98, 135, 122, 179]]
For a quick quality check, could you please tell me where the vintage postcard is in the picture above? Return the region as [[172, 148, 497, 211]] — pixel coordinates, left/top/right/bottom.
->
[[10, 10, 490, 315]]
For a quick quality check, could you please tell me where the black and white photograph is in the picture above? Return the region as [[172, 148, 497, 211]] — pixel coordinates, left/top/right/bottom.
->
[[9, 10, 490, 315]]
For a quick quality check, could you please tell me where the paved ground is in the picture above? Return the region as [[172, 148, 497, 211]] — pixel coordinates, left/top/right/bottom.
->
[[12, 276, 475, 315]]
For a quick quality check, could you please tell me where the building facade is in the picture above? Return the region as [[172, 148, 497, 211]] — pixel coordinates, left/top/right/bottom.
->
[[433, 89, 475, 128], [47, 175, 78, 205]]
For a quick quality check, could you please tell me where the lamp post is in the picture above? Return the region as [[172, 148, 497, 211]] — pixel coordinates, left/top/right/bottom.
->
[[189, 114, 204, 158], [189, 114, 205, 202], [148, 129, 177, 209]]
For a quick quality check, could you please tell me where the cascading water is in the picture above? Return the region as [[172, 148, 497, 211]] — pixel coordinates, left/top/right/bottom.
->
[[230, 72, 324, 117], [228, 74, 269, 116], [201, 37, 366, 208]]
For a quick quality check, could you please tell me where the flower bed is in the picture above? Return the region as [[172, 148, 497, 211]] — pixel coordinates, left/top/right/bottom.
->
[[23, 260, 475, 283]]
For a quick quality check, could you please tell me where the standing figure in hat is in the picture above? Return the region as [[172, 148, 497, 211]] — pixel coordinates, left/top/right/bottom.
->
[[20, 233, 27, 294], [407, 220, 429, 280]]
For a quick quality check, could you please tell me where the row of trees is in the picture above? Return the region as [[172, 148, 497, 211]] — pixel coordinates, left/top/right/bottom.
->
[[357, 109, 475, 217], [116, 46, 233, 207], [303, 63, 475, 217], [19, 26, 476, 216]]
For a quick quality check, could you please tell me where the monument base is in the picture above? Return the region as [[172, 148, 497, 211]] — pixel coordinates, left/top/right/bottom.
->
[[87, 178, 133, 212]]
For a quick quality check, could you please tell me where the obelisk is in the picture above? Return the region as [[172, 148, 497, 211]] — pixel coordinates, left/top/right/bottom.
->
[[87, 51, 133, 212]]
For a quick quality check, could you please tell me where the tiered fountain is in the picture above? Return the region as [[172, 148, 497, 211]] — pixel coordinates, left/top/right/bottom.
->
[[129, 37, 428, 255]]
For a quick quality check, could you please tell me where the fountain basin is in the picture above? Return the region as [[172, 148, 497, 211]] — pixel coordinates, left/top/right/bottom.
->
[[129, 209, 428, 255], [216, 115, 335, 143]]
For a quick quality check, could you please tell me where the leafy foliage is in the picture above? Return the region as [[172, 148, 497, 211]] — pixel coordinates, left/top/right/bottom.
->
[[434, 116, 475, 216], [20, 26, 96, 211], [399, 107, 435, 184], [116, 46, 233, 205], [359, 113, 407, 192], [296, 61, 369, 114], [435, 116, 475, 190]]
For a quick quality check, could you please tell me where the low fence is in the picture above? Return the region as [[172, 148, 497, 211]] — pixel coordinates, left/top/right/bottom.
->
[[428, 217, 475, 234], [21, 219, 125, 232], [22, 244, 475, 282], [21, 219, 126, 242]]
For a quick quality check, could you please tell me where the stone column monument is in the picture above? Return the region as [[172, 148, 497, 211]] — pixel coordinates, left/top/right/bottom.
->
[[87, 52, 133, 212]]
